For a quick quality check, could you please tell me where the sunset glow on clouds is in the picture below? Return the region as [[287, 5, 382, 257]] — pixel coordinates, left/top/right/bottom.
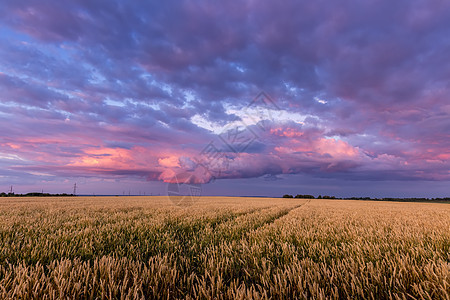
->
[[0, 0, 449, 197]]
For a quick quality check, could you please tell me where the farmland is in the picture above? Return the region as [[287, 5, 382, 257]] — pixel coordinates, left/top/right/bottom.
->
[[0, 196, 448, 299]]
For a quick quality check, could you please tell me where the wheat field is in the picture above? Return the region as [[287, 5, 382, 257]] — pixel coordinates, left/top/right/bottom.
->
[[0, 196, 448, 299]]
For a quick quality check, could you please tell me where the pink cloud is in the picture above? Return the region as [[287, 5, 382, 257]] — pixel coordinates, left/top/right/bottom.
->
[[0, 0, 449, 197]]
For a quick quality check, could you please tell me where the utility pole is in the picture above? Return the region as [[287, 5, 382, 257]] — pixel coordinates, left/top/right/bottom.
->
[[73, 183, 77, 195]]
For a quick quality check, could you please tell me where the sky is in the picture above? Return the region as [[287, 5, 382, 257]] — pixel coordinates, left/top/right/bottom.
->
[[0, 0, 449, 198]]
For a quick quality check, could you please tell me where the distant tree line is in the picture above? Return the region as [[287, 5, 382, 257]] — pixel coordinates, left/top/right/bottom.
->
[[283, 194, 335, 199], [349, 197, 450, 203], [0, 192, 75, 197], [282, 194, 450, 203], [283, 194, 316, 199]]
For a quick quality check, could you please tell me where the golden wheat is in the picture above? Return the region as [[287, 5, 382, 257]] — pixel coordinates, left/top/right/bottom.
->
[[0, 196, 448, 299]]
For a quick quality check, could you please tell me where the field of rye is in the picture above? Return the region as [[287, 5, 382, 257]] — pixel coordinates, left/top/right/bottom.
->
[[0, 196, 448, 299]]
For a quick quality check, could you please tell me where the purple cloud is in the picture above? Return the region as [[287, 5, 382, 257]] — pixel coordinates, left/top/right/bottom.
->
[[0, 0, 449, 196]]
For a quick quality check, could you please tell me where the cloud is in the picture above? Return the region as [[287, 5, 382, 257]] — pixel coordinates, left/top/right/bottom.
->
[[0, 0, 449, 193]]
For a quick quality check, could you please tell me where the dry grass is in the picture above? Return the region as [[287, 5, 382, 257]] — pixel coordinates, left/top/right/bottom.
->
[[0, 196, 448, 299]]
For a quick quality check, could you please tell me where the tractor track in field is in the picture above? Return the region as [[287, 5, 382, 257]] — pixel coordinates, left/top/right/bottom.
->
[[162, 200, 312, 255], [239, 199, 312, 237]]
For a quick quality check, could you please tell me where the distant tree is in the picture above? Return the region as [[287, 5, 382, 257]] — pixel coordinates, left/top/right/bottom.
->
[[282, 194, 293, 198], [295, 194, 315, 199], [318, 195, 322, 199]]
